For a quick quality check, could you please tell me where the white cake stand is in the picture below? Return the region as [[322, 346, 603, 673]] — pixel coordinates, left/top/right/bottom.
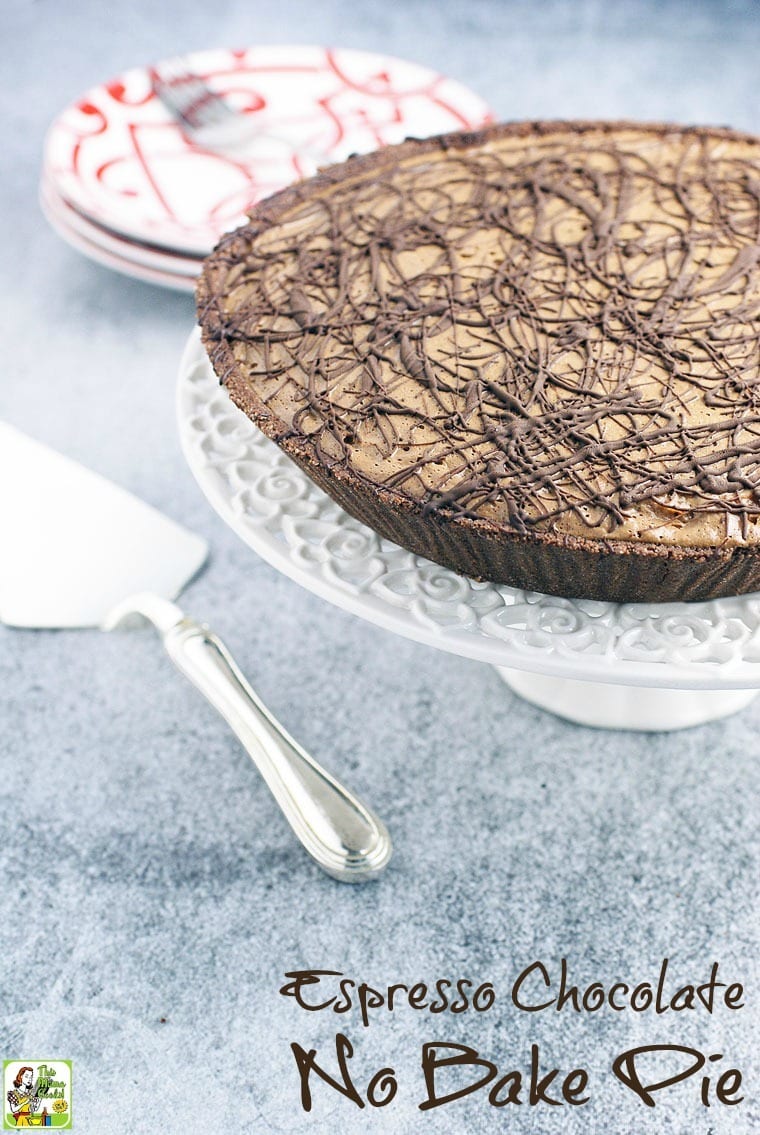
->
[[177, 329, 760, 731]]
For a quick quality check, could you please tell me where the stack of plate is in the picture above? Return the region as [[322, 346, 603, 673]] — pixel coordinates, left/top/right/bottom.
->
[[41, 45, 493, 292]]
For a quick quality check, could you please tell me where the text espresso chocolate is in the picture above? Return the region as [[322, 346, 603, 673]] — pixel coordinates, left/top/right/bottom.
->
[[198, 122, 760, 602]]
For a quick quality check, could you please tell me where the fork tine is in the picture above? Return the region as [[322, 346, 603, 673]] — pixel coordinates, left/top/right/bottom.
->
[[150, 61, 235, 132], [149, 56, 328, 162]]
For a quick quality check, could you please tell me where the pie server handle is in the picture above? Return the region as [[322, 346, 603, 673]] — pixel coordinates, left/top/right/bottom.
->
[[104, 593, 392, 882]]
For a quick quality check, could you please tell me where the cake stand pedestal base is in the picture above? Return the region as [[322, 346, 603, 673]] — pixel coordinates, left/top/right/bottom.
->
[[495, 668, 758, 731]]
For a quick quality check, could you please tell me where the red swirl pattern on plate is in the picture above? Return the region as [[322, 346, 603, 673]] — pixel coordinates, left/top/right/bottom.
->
[[44, 45, 494, 256]]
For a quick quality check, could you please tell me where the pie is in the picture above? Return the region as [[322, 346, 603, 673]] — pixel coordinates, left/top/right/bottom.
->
[[197, 121, 760, 602]]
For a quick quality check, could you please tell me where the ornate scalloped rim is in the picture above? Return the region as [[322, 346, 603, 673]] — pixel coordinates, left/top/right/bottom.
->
[[177, 328, 760, 690]]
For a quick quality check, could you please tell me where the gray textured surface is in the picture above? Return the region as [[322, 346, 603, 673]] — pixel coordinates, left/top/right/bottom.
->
[[2, 1, 759, 1131]]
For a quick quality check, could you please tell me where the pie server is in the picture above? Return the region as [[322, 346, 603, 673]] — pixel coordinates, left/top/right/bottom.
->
[[0, 422, 391, 882]]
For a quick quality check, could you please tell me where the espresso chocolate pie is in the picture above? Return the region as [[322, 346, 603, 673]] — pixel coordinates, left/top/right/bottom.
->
[[197, 121, 760, 602]]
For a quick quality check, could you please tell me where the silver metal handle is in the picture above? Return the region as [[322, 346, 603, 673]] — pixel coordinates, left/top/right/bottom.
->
[[105, 594, 392, 882]]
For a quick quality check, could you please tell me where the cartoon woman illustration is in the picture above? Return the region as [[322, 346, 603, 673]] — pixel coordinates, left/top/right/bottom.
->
[[6, 1067, 40, 1127]]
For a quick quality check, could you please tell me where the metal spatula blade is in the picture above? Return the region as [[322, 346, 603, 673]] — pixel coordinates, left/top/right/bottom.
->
[[0, 422, 207, 628], [0, 422, 391, 881]]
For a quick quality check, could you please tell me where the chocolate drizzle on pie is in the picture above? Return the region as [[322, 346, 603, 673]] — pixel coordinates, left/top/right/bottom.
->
[[198, 121, 760, 602]]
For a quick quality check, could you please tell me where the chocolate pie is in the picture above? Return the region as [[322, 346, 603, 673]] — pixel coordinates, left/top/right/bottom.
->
[[197, 121, 760, 602]]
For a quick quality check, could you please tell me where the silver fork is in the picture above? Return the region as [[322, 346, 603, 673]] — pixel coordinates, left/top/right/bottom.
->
[[150, 58, 328, 166]]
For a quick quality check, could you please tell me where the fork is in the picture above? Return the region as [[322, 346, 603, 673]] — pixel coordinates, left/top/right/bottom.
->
[[150, 59, 328, 166]]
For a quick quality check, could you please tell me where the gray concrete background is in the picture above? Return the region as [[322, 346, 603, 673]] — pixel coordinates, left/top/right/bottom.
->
[[2, 1, 759, 1131]]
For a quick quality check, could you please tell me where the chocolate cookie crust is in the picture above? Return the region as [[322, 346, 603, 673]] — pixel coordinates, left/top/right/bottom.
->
[[197, 120, 760, 602]]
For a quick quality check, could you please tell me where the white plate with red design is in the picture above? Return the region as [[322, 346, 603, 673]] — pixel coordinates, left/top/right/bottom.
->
[[43, 45, 493, 259], [39, 180, 198, 292], [40, 177, 200, 273]]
